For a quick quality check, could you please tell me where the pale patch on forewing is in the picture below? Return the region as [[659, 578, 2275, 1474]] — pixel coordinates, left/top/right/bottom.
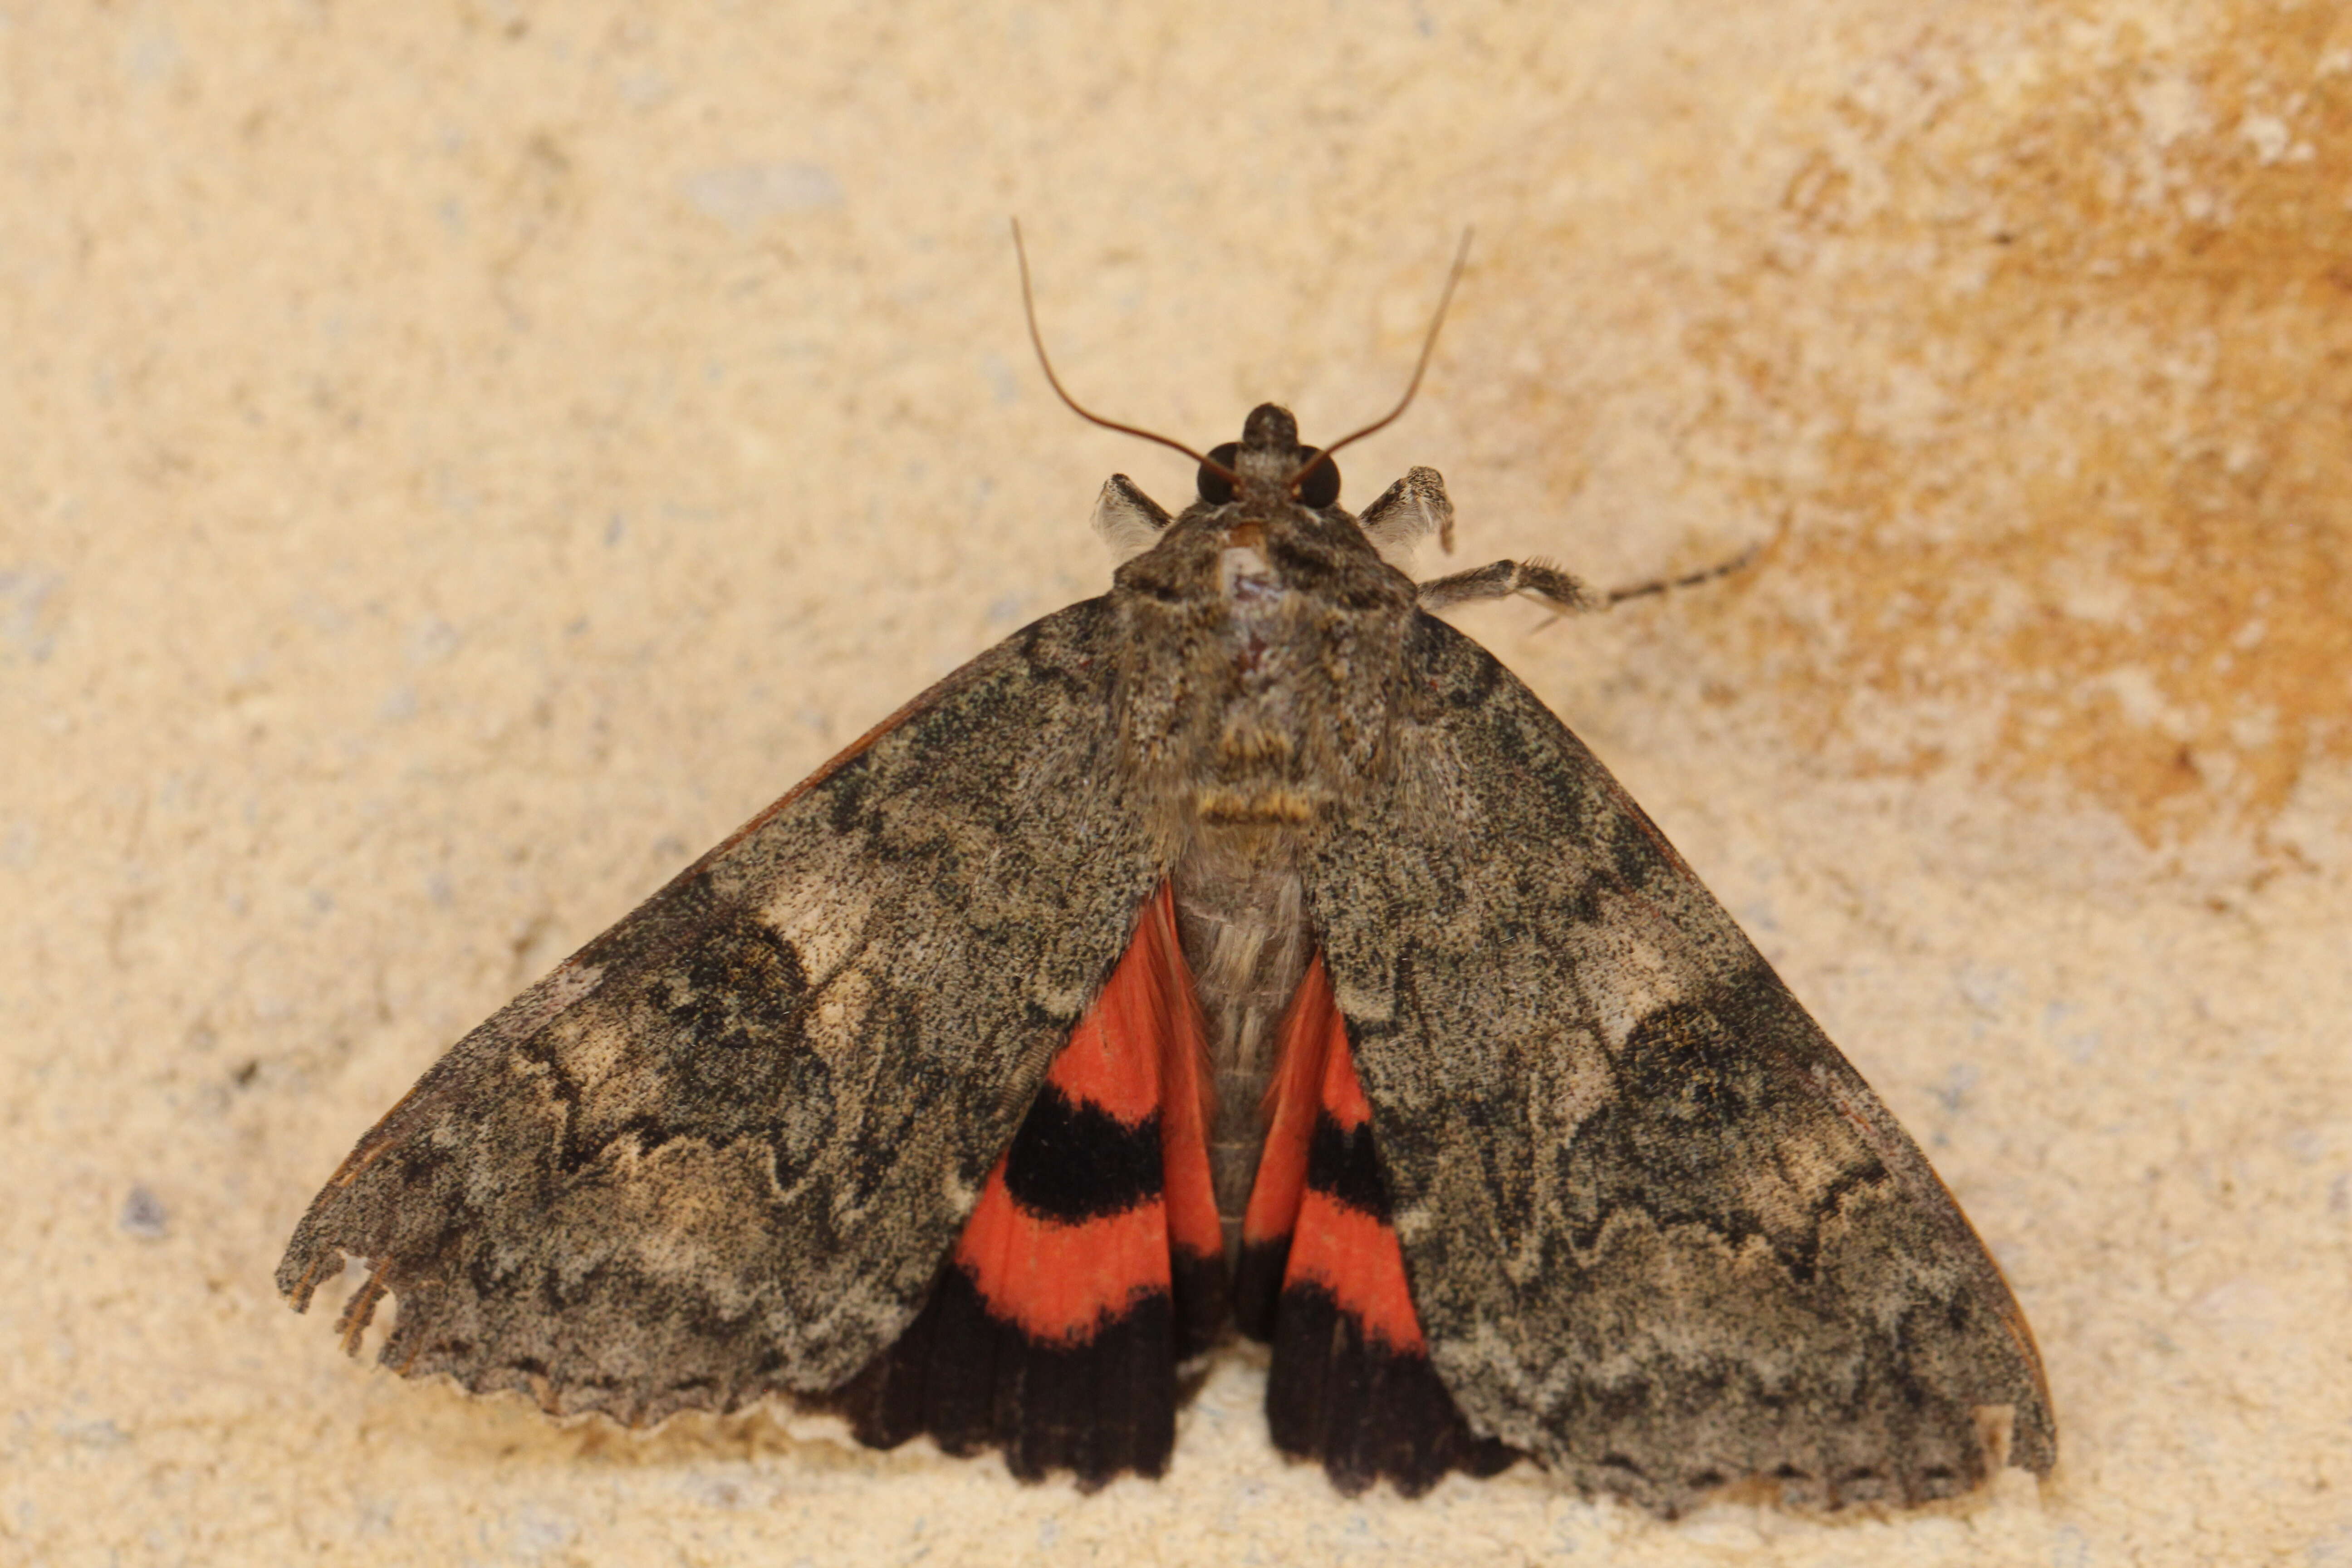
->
[[477, 960, 606, 1053], [1805, 1060, 1956, 1211], [805, 970, 875, 1055], [529, 959, 606, 1020], [1557, 895, 1694, 1049], [1514, 1020, 1619, 1225], [937, 1162, 980, 1215], [1029, 975, 1096, 1018], [1773, 1105, 1881, 1198], [1327, 973, 1393, 1025], [755, 872, 872, 989], [590, 1140, 781, 1317], [543, 1007, 631, 1098]]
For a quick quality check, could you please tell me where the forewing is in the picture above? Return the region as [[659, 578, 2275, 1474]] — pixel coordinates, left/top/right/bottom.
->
[[278, 598, 1160, 1426], [1303, 612, 2054, 1514]]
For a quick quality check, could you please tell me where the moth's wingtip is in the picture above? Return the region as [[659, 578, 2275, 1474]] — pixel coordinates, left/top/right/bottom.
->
[[329, 1259, 395, 1356], [274, 1232, 345, 1313], [1988, 1397, 2060, 1480], [276, 1223, 397, 1366]]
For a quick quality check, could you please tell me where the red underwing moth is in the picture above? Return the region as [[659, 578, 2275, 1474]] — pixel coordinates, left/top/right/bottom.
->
[[279, 234, 2055, 1516]]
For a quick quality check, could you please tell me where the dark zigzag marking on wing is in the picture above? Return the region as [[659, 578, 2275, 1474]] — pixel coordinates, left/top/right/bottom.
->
[[1555, 989, 1894, 1285], [525, 896, 853, 1185]]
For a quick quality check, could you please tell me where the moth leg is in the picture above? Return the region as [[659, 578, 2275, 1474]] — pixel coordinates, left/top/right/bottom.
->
[[1358, 466, 1455, 563], [1417, 543, 1764, 615], [1416, 558, 1601, 614], [1600, 543, 1761, 605], [1093, 474, 1173, 563]]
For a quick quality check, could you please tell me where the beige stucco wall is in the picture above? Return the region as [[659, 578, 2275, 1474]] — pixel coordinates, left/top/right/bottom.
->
[[5, 3, 2348, 1563]]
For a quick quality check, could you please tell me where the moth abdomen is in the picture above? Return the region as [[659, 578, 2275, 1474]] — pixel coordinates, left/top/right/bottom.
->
[[1191, 784, 1324, 826]]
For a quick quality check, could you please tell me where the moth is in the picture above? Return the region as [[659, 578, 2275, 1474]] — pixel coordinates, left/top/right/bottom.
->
[[279, 236, 2055, 1516]]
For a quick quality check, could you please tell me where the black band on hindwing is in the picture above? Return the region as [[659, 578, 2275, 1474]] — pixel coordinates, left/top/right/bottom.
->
[[1001, 1086, 1162, 1222]]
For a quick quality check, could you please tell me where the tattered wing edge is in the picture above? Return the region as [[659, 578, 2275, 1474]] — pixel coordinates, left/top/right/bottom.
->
[[276, 610, 1093, 1318]]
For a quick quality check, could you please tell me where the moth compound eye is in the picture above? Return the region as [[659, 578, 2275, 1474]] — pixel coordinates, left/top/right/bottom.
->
[[1294, 450, 1341, 509], [1197, 443, 1240, 505]]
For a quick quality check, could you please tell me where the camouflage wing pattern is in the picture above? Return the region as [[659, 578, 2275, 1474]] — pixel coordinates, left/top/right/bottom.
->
[[1305, 612, 2055, 1514], [277, 598, 1160, 1426]]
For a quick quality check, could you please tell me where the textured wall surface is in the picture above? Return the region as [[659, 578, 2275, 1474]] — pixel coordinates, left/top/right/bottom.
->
[[5, 3, 2348, 1563]]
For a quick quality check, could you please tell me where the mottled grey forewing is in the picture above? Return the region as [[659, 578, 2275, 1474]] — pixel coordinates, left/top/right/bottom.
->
[[1304, 612, 2054, 1514], [278, 598, 1158, 1426]]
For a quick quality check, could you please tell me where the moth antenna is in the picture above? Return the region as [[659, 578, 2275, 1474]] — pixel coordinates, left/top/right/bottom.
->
[[1013, 219, 1240, 487], [1288, 227, 1474, 492]]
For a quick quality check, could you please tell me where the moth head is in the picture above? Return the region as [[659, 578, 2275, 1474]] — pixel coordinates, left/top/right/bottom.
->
[[1089, 405, 1335, 566], [1014, 219, 1470, 565], [1195, 404, 1342, 512]]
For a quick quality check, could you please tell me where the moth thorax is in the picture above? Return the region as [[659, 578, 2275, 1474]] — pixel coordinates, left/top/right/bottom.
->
[[1192, 541, 1333, 827]]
